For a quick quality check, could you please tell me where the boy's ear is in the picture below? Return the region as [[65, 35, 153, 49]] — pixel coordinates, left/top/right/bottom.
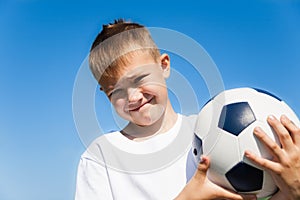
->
[[160, 53, 170, 78]]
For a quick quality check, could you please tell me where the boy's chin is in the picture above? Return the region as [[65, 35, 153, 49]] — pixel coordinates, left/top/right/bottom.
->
[[130, 116, 160, 127], [129, 115, 162, 127], [130, 106, 165, 126]]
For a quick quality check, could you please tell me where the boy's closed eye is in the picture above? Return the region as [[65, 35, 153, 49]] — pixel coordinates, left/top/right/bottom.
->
[[133, 73, 150, 84], [108, 88, 123, 98]]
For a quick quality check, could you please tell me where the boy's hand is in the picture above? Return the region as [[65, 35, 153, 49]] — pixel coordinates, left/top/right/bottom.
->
[[175, 156, 256, 200], [245, 115, 300, 200]]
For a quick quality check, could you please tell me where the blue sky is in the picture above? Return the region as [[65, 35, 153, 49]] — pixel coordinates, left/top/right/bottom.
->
[[0, 0, 299, 199]]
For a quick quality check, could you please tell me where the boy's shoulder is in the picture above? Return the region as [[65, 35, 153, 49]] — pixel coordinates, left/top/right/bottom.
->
[[79, 131, 120, 163]]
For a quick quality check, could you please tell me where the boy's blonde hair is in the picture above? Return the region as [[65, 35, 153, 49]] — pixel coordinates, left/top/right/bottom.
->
[[89, 19, 160, 85]]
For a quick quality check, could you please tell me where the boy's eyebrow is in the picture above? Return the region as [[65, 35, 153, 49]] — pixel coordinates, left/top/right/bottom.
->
[[127, 72, 150, 81], [134, 73, 150, 82]]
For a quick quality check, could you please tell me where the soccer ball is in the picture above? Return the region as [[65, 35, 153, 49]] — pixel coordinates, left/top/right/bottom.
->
[[192, 87, 299, 198]]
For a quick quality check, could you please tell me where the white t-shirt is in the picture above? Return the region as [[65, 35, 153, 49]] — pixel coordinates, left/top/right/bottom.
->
[[75, 114, 198, 200]]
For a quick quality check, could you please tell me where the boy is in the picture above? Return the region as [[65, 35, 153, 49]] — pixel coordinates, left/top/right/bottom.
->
[[75, 19, 300, 200]]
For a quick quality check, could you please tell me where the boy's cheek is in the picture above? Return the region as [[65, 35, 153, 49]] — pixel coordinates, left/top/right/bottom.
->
[[111, 98, 124, 107]]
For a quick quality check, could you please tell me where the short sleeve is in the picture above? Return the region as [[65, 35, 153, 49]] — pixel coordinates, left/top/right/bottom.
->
[[75, 154, 113, 200]]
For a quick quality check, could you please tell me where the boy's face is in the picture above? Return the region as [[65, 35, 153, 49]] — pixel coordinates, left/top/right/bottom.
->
[[102, 52, 170, 126]]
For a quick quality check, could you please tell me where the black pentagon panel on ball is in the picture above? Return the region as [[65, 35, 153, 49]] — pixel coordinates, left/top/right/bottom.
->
[[252, 88, 282, 101], [218, 102, 256, 136], [225, 161, 263, 192]]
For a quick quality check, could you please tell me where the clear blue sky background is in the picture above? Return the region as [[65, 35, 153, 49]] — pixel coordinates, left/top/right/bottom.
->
[[0, 0, 299, 199]]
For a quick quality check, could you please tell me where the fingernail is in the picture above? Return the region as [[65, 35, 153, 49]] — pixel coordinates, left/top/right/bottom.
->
[[254, 126, 262, 134], [200, 155, 204, 163], [281, 114, 288, 123], [200, 155, 206, 164], [244, 150, 250, 157], [268, 115, 275, 121]]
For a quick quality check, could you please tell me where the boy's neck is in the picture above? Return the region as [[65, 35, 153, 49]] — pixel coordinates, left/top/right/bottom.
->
[[121, 101, 177, 141]]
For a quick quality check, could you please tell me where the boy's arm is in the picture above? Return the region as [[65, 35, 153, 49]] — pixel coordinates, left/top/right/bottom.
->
[[175, 156, 256, 200], [245, 115, 300, 200], [75, 156, 113, 200]]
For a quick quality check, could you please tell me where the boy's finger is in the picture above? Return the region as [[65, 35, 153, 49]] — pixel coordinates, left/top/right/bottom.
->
[[253, 127, 285, 163], [267, 115, 294, 151], [210, 183, 244, 200], [194, 155, 210, 181], [240, 194, 257, 200], [244, 150, 281, 174], [280, 115, 300, 145], [217, 188, 244, 200]]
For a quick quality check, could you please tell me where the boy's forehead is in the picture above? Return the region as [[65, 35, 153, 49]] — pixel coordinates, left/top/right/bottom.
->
[[125, 63, 158, 76], [114, 63, 160, 84], [124, 51, 158, 68], [111, 52, 158, 76]]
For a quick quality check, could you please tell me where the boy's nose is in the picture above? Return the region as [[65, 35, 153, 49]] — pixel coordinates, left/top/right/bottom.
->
[[127, 87, 142, 103]]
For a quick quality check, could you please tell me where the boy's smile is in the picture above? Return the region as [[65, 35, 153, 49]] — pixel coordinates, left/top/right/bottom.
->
[[125, 94, 154, 112]]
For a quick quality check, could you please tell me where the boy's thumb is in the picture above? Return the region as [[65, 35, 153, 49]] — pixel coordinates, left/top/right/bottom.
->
[[194, 155, 210, 179]]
